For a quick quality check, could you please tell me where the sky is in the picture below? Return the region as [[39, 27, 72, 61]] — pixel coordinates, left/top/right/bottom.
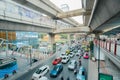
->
[[49, 0, 83, 24]]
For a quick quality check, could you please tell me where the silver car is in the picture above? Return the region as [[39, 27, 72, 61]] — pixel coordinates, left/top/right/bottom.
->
[[68, 60, 77, 70]]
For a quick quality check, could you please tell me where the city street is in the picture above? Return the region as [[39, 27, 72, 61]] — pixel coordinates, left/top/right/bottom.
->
[[16, 49, 89, 80]]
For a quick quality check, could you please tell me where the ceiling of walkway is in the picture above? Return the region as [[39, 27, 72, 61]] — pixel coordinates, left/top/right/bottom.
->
[[89, 0, 120, 35]]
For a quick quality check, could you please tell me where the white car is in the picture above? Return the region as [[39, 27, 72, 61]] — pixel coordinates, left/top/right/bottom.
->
[[38, 76, 49, 80], [68, 60, 77, 70], [76, 52, 80, 56], [69, 52, 74, 58], [32, 65, 49, 80], [60, 53, 67, 58], [61, 56, 70, 63]]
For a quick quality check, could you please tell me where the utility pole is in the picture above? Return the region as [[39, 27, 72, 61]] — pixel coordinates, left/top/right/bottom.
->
[[29, 46, 32, 66], [98, 35, 100, 80], [6, 31, 8, 57]]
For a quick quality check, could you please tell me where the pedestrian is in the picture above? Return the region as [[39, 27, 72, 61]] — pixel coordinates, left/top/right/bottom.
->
[[67, 76, 70, 80], [60, 76, 64, 80], [74, 68, 77, 75], [78, 59, 81, 66]]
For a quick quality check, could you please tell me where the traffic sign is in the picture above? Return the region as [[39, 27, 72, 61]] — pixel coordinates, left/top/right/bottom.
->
[[99, 73, 113, 80]]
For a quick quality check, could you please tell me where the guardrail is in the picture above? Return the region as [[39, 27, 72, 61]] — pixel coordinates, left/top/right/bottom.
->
[[0, 9, 55, 28], [94, 39, 120, 69], [0, 9, 72, 29]]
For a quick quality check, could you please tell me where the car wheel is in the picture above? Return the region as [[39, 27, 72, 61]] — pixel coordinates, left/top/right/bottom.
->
[[47, 69, 49, 72], [12, 70, 16, 75], [4, 74, 9, 79]]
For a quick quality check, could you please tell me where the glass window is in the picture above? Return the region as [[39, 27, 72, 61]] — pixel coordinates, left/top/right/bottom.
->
[[36, 69, 42, 74], [43, 67, 47, 72]]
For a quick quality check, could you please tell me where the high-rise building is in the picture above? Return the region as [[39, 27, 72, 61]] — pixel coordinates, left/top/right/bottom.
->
[[61, 4, 69, 11]]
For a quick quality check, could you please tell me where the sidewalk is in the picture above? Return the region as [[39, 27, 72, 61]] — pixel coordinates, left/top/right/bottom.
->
[[88, 59, 98, 80], [88, 59, 118, 80]]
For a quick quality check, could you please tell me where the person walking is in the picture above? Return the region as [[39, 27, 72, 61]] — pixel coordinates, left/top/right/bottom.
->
[[60, 76, 64, 80]]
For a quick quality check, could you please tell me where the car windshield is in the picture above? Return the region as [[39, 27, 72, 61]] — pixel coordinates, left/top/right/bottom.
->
[[79, 70, 85, 76], [70, 61, 74, 65], [35, 69, 42, 74], [54, 59, 57, 61], [62, 57, 66, 59], [62, 54, 65, 56], [53, 66, 58, 70]]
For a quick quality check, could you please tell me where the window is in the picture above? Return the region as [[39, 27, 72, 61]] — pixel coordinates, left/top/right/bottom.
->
[[82, 71, 85, 75], [36, 69, 42, 74], [43, 67, 47, 72]]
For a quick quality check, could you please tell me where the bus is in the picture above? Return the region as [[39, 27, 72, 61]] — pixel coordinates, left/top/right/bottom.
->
[[0, 58, 18, 79]]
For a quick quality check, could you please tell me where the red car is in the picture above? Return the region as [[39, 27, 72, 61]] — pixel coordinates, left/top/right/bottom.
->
[[83, 52, 89, 59], [52, 58, 62, 65]]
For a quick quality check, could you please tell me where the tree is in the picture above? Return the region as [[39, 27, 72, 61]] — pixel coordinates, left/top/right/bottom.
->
[[60, 34, 67, 39], [89, 41, 94, 53]]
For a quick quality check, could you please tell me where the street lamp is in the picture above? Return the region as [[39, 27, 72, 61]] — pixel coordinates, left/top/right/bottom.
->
[[98, 36, 100, 80], [29, 46, 32, 66]]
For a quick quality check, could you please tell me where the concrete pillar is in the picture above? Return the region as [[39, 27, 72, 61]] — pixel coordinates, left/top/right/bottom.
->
[[48, 33, 55, 53], [114, 41, 117, 55], [6, 31, 8, 57], [74, 34, 77, 41], [67, 34, 71, 46], [109, 41, 111, 52]]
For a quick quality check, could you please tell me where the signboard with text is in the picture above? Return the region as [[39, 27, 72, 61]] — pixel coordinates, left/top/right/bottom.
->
[[99, 73, 113, 80]]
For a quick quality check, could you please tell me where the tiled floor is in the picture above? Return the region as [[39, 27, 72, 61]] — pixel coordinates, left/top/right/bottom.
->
[[88, 58, 120, 80], [88, 59, 98, 80]]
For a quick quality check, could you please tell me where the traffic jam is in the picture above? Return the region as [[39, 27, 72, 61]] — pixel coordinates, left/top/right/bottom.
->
[[31, 43, 90, 80]]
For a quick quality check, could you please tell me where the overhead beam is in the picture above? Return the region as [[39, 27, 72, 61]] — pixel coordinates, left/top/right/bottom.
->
[[57, 9, 91, 19], [0, 20, 53, 33], [53, 26, 90, 34]]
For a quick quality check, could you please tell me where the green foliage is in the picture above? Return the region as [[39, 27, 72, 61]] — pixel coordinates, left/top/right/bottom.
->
[[60, 34, 67, 39], [53, 43, 56, 53], [38, 33, 47, 38], [89, 41, 94, 53]]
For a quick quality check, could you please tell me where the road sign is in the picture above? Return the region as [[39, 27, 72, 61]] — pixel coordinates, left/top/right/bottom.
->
[[99, 73, 113, 80]]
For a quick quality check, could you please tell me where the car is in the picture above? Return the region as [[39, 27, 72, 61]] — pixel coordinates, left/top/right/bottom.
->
[[76, 66, 86, 80], [61, 56, 70, 63], [32, 58, 38, 63], [69, 52, 74, 58], [78, 50, 81, 53], [60, 53, 66, 58], [66, 50, 70, 55], [68, 60, 77, 70], [38, 76, 49, 80], [50, 64, 63, 77], [32, 65, 49, 80], [76, 52, 80, 56], [52, 57, 62, 65], [83, 52, 89, 59]]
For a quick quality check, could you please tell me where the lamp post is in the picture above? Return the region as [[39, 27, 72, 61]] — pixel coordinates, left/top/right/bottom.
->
[[98, 36, 100, 80], [6, 31, 8, 57], [29, 46, 32, 66]]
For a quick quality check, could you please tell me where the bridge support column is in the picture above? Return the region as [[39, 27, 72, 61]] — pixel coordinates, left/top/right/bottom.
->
[[74, 34, 77, 41], [6, 31, 8, 57], [48, 33, 55, 53], [67, 34, 71, 46]]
